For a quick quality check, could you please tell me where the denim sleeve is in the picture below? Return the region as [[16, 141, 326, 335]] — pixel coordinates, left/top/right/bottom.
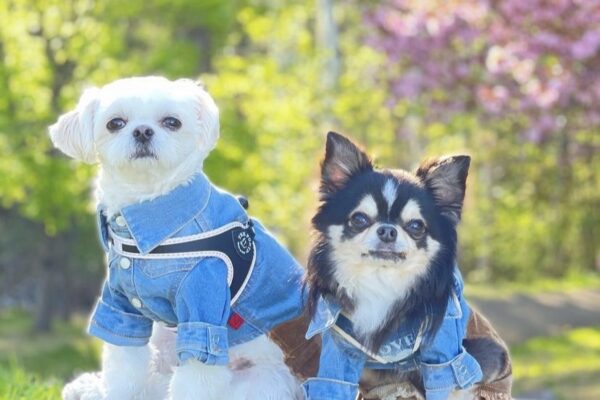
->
[[303, 330, 366, 400], [175, 258, 231, 365], [419, 301, 482, 399], [88, 280, 153, 346]]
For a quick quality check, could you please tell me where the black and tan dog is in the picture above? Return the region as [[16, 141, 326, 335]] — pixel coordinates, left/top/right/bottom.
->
[[299, 132, 512, 400]]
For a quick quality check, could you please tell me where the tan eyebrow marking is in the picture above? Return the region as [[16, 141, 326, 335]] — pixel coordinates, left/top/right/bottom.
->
[[401, 199, 424, 222]]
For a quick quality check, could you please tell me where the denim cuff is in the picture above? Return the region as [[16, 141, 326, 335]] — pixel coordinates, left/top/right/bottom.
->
[[88, 300, 152, 346], [421, 347, 483, 391], [177, 322, 229, 365], [425, 387, 453, 400], [303, 377, 359, 400]]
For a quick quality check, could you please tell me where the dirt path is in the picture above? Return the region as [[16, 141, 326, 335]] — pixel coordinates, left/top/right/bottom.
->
[[470, 289, 600, 344]]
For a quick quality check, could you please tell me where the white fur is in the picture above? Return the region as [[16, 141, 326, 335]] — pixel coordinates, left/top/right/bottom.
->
[[227, 335, 303, 400], [382, 179, 398, 212], [49, 77, 219, 216], [400, 199, 424, 222], [353, 194, 378, 219], [169, 360, 232, 400], [63, 331, 300, 400], [102, 344, 151, 399], [51, 77, 300, 399]]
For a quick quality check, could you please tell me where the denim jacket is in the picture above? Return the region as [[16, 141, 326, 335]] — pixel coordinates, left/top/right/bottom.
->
[[89, 173, 305, 366], [303, 269, 483, 400]]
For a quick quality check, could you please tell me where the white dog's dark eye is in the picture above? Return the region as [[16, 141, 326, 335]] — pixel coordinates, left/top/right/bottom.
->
[[106, 118, 127, 132], [405, 219, 426, 237], [162, 117, 182, 130], [349, 212, 372, 230]]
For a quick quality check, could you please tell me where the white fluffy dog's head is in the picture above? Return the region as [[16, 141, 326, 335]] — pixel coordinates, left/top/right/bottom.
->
[[49, 76, 219, 211]]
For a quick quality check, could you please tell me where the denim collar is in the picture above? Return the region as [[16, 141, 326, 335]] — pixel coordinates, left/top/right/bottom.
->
[[306, 297, 342, 339], [116, 173, 211, 254]]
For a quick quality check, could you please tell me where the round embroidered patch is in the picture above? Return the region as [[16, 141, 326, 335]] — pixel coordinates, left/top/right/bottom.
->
[[235, 230, 253, 258]]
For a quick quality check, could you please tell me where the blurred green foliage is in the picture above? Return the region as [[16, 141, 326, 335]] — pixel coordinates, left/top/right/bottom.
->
[[0, 0, 598, 331], [0, 310, 100, 381]]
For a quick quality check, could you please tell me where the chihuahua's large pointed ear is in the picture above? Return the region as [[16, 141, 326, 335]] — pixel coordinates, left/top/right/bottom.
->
[[320, 131, 373, 195], [416, 155, 470, 224], [48, 87, 100, 164]]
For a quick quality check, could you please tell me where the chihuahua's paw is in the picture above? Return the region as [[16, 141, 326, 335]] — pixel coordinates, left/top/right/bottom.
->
[[62, 372, 105, 400]]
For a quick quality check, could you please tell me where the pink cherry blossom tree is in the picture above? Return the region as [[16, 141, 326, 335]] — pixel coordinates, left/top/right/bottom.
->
[[365, 0, 600, 279]]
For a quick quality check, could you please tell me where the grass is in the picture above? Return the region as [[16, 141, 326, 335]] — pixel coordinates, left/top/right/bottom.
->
[[465, 272, 600, 299], [511, 326, 600, 400], [0, 366, 61, 400], [0, 309, 100, 400]]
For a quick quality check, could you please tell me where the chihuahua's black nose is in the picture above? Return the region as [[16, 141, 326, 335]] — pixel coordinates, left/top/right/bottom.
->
[[133, 125, 154, 143], [377, 225, 398, 243]]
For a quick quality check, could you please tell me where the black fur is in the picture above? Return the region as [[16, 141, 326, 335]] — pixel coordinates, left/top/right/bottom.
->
[[306, 132, 470, 353], [416, 156, 471, 225]]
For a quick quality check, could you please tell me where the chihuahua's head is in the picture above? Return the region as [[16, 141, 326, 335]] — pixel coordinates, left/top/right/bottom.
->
[[49, 76, 219, 210], [308, 132, 470, 342]]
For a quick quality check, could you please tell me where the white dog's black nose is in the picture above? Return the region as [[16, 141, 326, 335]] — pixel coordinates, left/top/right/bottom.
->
[[377, 225, 398, 243], [133, 125, 154, 143]]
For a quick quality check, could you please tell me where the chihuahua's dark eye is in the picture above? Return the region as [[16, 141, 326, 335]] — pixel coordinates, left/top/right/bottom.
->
[[106, 118, 127, 132], [162, 117, 182, 130], [405, 219, 426, 237], [349, 212, 372, 230]]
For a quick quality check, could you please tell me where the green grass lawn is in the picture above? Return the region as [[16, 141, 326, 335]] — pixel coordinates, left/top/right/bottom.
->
[[0, 366, 61, 400], [0, 309, 100, 399], [511, 326, 600, 400], [464, 272, 600, 299], [1, 309, 599, 399]]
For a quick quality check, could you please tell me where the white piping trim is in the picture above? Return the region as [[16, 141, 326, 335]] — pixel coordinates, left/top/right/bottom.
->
[[109, 221, 248, 247], [332, 324, 389, 364], [331, 314, 426, 365]]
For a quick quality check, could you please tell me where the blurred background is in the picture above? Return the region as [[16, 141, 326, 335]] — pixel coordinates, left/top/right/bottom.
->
[[0, 0, 598, 399]]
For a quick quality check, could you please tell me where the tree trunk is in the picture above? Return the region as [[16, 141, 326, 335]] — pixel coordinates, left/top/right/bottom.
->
[[33, 232, 69, 332], [316, 0, 340, 90]]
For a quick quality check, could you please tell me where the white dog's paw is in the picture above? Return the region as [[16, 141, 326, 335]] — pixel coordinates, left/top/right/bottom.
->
[[62, 372, 105, 400], [138, 370, 171, 400]]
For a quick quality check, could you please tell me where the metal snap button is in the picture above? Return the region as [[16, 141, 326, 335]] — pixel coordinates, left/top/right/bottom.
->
[[119, 257, 131, 269], [131, 298, 142, 308]]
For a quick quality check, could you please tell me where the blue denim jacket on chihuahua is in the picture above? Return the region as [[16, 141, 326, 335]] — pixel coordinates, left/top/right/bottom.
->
[[89, 173, 305, 365], [304, 269, 482, 400]]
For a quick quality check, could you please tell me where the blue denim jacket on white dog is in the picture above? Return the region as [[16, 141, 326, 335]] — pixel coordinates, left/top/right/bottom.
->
[[304, 269, 483, 400], [89, 173, 305, 365]]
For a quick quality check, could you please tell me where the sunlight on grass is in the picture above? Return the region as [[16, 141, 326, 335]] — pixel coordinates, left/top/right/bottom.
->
[[0, 365, 61, 400], [512, 326, 600, 400], [0, 310, 101, 382], [465, 272, 600, 299]]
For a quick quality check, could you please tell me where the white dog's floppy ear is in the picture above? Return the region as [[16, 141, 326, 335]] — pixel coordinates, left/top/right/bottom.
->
[[48, 87, 100, 164], [177, 79, 220, 155]]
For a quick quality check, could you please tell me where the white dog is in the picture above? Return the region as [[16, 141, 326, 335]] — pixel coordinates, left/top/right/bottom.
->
[[50, 77, 305, 400]]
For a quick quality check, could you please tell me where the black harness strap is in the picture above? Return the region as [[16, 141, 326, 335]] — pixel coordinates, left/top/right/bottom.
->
[[119, 223, 255, 300]]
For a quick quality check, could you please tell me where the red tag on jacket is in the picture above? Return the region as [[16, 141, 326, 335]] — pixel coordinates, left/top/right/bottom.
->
[[228, 312, 244, 330]]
